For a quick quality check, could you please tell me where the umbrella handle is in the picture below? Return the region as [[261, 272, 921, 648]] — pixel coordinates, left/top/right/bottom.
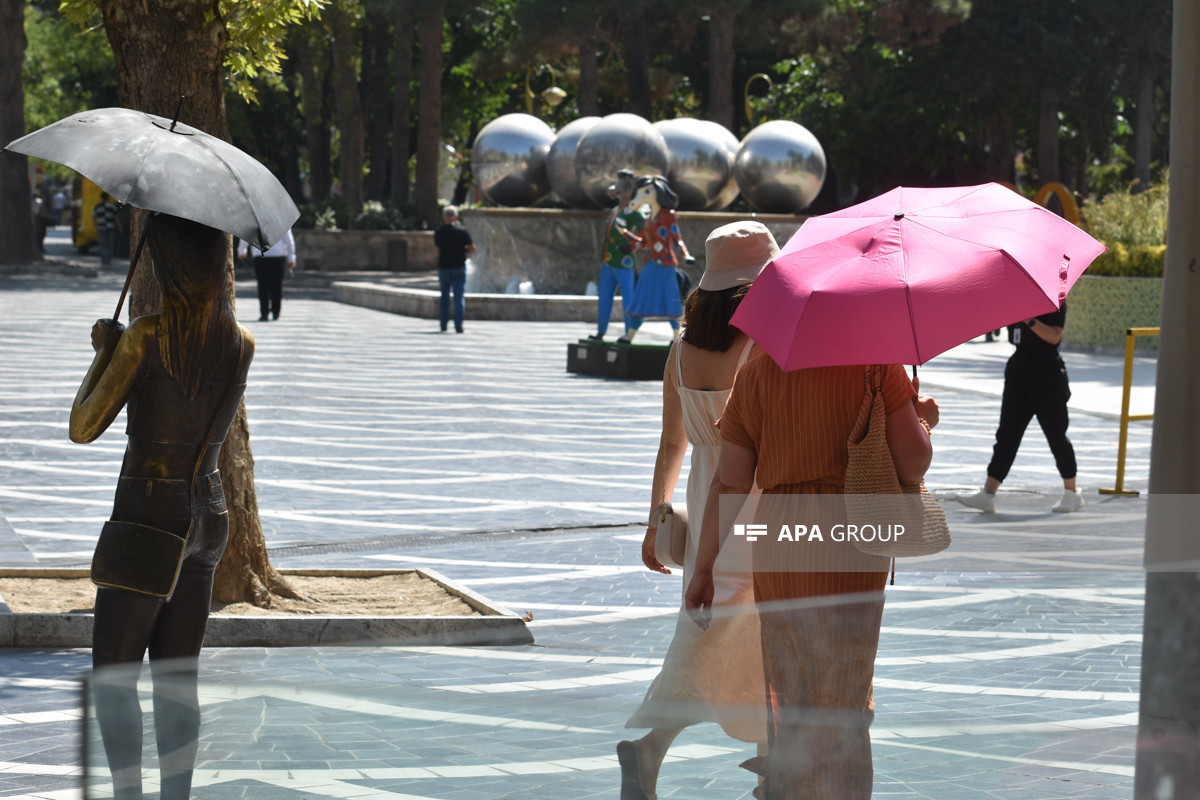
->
[[113, 222, 152, 322]]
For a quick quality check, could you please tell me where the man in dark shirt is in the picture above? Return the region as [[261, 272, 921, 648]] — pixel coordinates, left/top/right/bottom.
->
[[958, 302, 1083, 513], [433, 205, 475, 333]]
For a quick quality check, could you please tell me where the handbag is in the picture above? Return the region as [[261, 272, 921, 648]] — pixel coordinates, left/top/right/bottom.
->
[[91, 519, 190, 599], [844, 365, 950, 558], [91, 334, 245, 599], [653, 501, 688, 569]]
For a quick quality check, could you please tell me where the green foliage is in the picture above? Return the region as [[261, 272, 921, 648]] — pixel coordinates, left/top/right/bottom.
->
[[296, 196, 346, 229], [1086, 243, 1166, 278], [222, 0, 328, 102], [354, 200, 422, 230], [1082, 170, 1169, 249], [57, 0, 327, 104], [23, 4, 117, 132]]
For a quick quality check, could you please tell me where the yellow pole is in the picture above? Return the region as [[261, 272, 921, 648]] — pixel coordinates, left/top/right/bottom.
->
[[1113, 329, 1136, 494], [1101, 327, 1158, 496]]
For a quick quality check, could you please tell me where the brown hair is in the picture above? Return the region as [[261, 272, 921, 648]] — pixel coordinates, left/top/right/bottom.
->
[[681, 284, 751, 352], [147, 214, 238, 399]]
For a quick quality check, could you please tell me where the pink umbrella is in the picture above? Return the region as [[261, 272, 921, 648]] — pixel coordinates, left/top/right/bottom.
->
[[732, 183, 1107, 370]]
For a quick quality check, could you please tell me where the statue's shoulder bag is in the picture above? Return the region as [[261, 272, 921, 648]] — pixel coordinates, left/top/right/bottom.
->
[[91, 335, 245, 599]]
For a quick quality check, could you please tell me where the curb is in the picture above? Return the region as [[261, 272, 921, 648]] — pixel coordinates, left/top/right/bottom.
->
[[0, 567, 533, 648], [332, 281, 622, 323]]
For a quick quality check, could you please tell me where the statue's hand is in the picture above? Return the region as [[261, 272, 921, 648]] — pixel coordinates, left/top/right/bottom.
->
[[91, 319, 125, 353]]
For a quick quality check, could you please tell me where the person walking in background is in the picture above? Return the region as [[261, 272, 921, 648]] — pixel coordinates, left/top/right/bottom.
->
[[957, 303, 1084, 513], [33, 194, 48, 253], [434, 205, 475, 333], [237, 229, 296, 322], [92, 192, 122, 268], [619, 222, 775, 800], [52, 187, 67, 226]]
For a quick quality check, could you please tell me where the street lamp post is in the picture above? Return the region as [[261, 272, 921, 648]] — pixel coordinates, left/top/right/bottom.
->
[[525, 65, 567, 117], [743, 72, 773, 127]]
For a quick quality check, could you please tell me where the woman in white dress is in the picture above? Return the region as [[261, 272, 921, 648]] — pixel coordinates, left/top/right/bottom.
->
[[619, 222, 780, 800]]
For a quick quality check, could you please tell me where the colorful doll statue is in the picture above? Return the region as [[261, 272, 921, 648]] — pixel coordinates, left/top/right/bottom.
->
[[590, 169, 647, 342], [621, 174, 694, 342]]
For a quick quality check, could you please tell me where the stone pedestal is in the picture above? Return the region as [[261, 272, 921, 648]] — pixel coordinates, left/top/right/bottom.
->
[[462, 208, 803, 295]]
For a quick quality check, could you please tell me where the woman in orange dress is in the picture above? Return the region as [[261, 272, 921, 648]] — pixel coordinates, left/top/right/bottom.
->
[[686, 360, 938, 799]]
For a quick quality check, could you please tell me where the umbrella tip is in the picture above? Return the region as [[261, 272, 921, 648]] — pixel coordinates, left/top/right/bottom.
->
[[894, 213, 905, 221], [169, 95, 187, 132]]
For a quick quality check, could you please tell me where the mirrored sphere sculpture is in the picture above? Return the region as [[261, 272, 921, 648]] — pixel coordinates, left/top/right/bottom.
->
[[546, 116, 602, 208], [734, 120, 826, 213], [574, 113, 670, 207], [652, 118, 740, 211], [472, 113, 556, 207]]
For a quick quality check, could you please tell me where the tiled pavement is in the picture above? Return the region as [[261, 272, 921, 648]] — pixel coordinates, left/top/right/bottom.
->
[[0, 257, 1155, 799]]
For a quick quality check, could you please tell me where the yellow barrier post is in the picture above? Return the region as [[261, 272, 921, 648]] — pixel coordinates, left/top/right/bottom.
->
[[1099, 326, 1159, 495]]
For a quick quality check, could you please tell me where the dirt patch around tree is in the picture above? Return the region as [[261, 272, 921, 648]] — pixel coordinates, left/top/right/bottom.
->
[[0, 573, 481, 617]]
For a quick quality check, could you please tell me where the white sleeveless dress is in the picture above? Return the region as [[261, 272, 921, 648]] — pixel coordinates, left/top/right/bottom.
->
[[625, 339, 766, 742]]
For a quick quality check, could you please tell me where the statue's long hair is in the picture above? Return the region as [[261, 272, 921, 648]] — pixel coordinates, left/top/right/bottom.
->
[[147, 214, 238, 400]]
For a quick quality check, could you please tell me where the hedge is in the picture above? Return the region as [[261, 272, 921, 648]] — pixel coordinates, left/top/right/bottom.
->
[[1087, 243, 1167, 277]]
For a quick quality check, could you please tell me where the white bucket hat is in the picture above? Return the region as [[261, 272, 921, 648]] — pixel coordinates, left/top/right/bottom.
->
[[699, 221, 780, 291]]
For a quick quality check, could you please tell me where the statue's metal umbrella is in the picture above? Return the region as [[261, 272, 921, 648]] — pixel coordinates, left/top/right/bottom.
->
[[4, 103, 299, 319]]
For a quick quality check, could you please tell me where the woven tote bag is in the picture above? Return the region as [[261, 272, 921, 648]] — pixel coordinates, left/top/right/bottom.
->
[[844, 366, 950, 557]]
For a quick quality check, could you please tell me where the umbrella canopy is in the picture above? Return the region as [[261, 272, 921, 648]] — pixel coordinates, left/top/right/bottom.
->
[[732, 183, 1107, 370], [4, 107, 297, 250]]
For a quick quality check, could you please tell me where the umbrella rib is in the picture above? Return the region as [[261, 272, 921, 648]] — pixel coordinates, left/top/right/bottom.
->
[[906, 212, 1066, 308], [190, 135, 269, 247], [899, 228, 923, 366]]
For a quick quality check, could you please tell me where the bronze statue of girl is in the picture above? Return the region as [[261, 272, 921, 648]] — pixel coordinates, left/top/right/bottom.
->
[[70, 213, 254, 800]]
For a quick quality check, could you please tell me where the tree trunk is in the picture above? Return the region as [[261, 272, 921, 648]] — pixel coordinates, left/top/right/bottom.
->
[[330, 0, 365, 225], [0, 0, 37, 266], [1036, 86, 1060, 185], [706, 3, 735, 131], [363, 7, 391, 201], [623, 7, 652, 118], [416, 1, 444, 227], [980, 109, 1015, 184], [279, 57, 306, 201], [293, 29, 332, 203], [1132, 68, 1155, 191], [96, 0, 295, 607], [390, 2, 414, 207], [577, 26, 599, 117]]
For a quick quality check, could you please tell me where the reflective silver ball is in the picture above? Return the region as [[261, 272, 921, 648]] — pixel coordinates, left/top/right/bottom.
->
[[574, 113, 670, 206], [472, 113, 556, 207], [653, 118, 740, 211], [734, 120, 826, 213], [546, 116, 602, 209]]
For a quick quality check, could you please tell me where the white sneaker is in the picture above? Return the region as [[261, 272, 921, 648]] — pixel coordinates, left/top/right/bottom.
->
[[956, 488, 996, 513], [1052, 489, 1085, 513]]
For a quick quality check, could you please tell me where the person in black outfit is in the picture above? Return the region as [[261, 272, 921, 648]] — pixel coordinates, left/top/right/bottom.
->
[[958, 303, 1084, 513], [433, 205, 475, 333]]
